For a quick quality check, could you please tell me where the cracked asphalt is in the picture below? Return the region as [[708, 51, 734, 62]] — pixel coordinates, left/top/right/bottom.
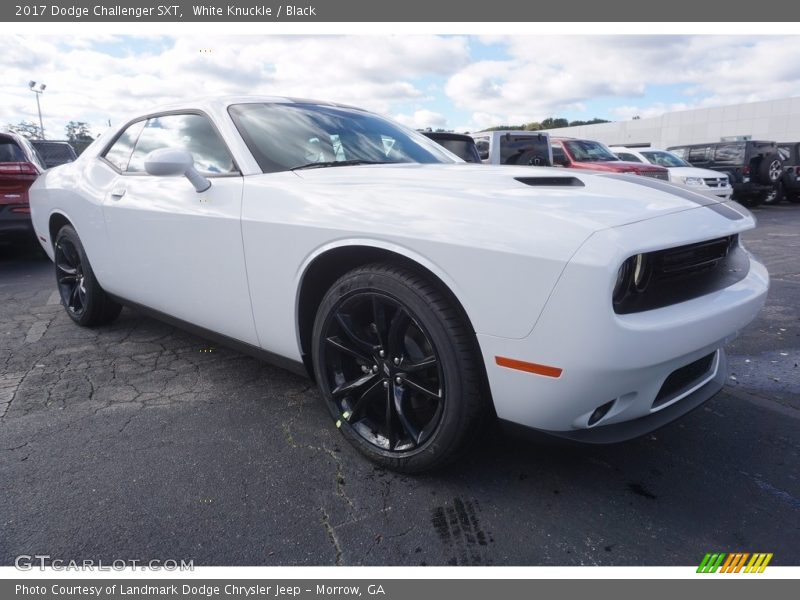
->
[[1, 206, 798, 567]]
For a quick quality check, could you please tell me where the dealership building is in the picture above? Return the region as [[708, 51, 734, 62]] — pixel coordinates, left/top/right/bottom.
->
[[541, 96, 800, 148]]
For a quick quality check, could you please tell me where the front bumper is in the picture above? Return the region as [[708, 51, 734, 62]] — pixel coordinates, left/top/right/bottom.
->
[[669, 180, 732, 200], [477, 205, 769, 442]]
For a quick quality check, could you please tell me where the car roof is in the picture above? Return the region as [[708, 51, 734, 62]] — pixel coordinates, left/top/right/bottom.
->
[[143, 95, 365, 115]]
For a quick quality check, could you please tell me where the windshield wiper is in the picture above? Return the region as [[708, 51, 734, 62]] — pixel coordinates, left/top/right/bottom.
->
[[290, 159, 390, 171]]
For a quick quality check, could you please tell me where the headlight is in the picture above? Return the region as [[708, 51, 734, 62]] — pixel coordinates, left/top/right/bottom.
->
[[613, 253, 650, 306], [613, 259, 633, 304], [632, 253, 651, 291], [682, 176, 704, 186]]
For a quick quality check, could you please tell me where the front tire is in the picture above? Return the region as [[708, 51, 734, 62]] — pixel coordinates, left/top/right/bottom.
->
[[54, 225, 121, 327], [311, 264, 488, 473]]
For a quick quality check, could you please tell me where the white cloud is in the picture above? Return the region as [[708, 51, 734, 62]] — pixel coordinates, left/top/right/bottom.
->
[[3, 35, 800, 139], [448, 35, 800, 130], [0, 34, 469, 138]]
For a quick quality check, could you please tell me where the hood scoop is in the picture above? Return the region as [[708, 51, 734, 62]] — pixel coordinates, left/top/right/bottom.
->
[[515, 176, 584, 187]]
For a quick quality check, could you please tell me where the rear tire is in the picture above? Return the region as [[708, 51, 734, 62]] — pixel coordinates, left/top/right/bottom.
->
[[763, 183, 782, 205], [54, 225, 121, 327], [311, 263, 488, 473]]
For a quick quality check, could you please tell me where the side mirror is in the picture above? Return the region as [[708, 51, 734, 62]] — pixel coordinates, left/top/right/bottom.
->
[[144, 148, 211, 193]]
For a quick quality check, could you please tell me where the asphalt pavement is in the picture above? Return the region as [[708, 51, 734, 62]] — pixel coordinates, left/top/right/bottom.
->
[[1, 206, 798, 566]]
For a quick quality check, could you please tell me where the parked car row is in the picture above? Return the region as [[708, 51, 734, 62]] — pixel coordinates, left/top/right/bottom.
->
[[0, 132, 77, 244], [421, 130, 798, 209]]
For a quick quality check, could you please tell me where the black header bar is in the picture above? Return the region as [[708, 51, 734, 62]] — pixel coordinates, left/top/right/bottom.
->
[[3, 0, 800, 22]]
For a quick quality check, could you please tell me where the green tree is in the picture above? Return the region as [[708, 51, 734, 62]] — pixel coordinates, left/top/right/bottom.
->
[[7, 120, 43, 139], [567, 118, 611, 126], [65, 121, 93, 143], [540, 117, 569, 129]]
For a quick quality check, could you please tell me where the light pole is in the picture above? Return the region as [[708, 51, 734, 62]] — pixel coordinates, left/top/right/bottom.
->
[[28, 81, 46, 140]]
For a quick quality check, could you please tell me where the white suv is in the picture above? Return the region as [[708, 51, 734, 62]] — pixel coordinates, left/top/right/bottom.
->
[[611, 147, 732, 200]]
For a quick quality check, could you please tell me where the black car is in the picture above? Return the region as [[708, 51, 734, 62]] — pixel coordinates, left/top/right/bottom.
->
[[668, 141, 782, 207], [777, 142, 800, 203], [30, 140, 78, 169], [422, 132, 482, 163]]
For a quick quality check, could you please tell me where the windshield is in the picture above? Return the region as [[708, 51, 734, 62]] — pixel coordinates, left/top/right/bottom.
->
[[228, 102, 458, 173], [641, 150, 690, 168], [563, 140, 619, 162]]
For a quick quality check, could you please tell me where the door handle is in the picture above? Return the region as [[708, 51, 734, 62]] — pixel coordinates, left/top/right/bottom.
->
[[109, 186, 126, 199]]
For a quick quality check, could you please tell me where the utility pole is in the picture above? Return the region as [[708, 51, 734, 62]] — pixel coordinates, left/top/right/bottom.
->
[[28, 81, 46, 139]]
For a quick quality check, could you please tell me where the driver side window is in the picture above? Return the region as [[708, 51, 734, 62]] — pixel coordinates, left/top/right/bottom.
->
[[126, 114, 237, 175]]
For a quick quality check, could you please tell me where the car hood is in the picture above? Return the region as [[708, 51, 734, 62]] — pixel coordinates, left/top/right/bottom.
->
[[665, 166, 728, 179], [291, 163, 726, 232]]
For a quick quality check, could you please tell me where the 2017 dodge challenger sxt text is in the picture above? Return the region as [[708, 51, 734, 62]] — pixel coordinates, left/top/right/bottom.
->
[[29, 97, 769, 472]]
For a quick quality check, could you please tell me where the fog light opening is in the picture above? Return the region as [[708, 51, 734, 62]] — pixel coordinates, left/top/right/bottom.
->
[[588, 400, 615, 427]]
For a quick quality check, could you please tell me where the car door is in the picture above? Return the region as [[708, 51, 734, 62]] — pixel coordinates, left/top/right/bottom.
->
[[101, 112, 258, 345]]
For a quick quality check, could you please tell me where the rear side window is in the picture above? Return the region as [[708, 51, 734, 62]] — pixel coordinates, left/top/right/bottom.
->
[[688, 146, 711, 163], [713, 144, 745, 163], [103, 120, 146, 171], [778, 144, 798, 163], [499, 134, 551, 166], [0, 138, 27, 163], [127, 114, 236, 175]]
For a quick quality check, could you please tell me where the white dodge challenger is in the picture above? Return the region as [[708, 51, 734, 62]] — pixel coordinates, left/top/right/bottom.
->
[[29, 97, 769, 472]]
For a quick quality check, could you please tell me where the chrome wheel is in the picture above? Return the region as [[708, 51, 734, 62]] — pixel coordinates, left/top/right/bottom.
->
[[319, 292, 444, 453], [768, 160, 782, 182], [55, 238, 86, 316]]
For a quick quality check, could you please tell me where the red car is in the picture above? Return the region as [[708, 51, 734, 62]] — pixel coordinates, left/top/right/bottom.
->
[[551, 137, 669, 180], [0, 131, 45, 243]]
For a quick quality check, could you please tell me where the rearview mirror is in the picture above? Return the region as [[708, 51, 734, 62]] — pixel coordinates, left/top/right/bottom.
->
[[144, 148, 211, 193]]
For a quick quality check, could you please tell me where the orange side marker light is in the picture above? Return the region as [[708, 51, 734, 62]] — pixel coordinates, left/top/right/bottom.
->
[[495, 356, 563, 378]]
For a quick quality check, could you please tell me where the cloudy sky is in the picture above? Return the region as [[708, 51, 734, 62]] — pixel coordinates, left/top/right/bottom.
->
[[2, 34, 800, 138]]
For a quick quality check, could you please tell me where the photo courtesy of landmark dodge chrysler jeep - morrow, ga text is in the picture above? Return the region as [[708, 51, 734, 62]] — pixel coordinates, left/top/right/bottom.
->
[[29, 97, 769, 472]]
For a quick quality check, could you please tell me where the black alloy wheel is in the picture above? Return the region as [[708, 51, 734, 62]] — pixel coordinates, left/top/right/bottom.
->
[[312, 264, 487, 472], [320, 292, 444, 453], [53, 225, 121, 327], [55, 236, 87, 317]]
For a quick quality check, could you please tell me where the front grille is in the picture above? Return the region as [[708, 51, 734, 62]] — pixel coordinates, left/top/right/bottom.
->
[[657, 236, 734, 279], [653, 352, 716, 408], [614, 235, 749, 314], [640, 170, 669, 181], [703, 177, 729, 188]]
